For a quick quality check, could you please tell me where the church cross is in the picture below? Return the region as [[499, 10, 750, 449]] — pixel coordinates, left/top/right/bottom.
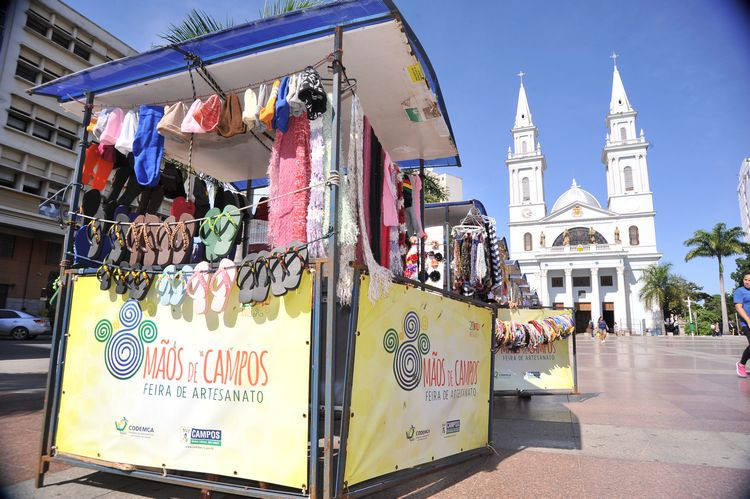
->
[[610, 50, 619, 67], [517, 70, 525, 84]]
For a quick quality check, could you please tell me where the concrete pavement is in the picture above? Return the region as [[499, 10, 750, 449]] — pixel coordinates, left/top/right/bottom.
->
[[2, 335, 749, 498]]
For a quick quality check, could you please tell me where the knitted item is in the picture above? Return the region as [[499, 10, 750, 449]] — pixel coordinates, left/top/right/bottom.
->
[[267, 114, 311, 247], [396, 174, 408, 263], [470, 236, 478, 285], [322, 93, 333, 239], [476, 233, 487, 280], [336, 97, 362, 305], [348, 97, 392, 302], [306, 113, 327, 258]]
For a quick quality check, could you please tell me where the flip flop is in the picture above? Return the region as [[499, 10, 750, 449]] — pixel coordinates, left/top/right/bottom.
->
[[156, 216, 176, 266], [141, 214, 161, 266], [171, 213, 195, 265], [127, 215, 145, 266], [186, 260, 211, 314], [212, 205, 242, 258], [157, 265, 176, 306], [85, 220, 106, 259], [96, 263, 113, 291], [210, 258, 237, 313], [282, 241, 308, 292], [236, 254, 257, 304], [170, 265, 192, 306], [73, 225, 94, 267], [199, 207, 221, 261], [268, 248, 288, 297], [252, 251, 271, 303], [113, 263, 130, 295], [107, 214, 131, 264], [128, 264, 152, 301]]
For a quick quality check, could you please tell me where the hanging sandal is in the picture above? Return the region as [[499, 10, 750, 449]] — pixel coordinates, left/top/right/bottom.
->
[[157, 265, 176, 306], [156, 217, 176, 266], [209, 258, 237, 313], [171, 213, 195, 265], [128, 265, 152, 301], [236, 254, 257, 305], [199, 207, 222, 261], [268, 248, 289, 297], [186, 260, 211, 314], [97, 263, 113, 291], [170, 265, 191, 306], [107, 214, 131, 264], [252, 251, 272, 303], [281, 241, 308, 292], [127, 215, 146, 265], [212, 205, 242, 259], [113, 263, 130, 295], [141, 214, 161, 266]]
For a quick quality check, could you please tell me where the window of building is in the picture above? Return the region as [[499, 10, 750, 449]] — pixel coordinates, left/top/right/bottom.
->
[[551, 277, 563, 288], [620, 126, 627, 141], [0, 167, 17, 188], [15, 61, 39, 83], [32, 121, 53, 141], [73, 43, 91, 61], [623, 166, 634, 191], [629, 225, 639, 245], [55, 132, 75, 150], [572, 276, 590, 287], [521, 177, 530, 201], [523, 232, 532, 251], [600, 275, 613, 287], [25, 11, 49, 36], [45, 241, 62, 265], [51, 28, 71, 49], [6, 110, 31, 132], [0, 234, 15, 258]]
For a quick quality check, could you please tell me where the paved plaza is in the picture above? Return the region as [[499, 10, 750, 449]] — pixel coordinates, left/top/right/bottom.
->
[[2, 335, 749, 498]]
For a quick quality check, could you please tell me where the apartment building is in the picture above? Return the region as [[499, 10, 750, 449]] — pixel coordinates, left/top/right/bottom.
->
[[0, 0, 135, 313]]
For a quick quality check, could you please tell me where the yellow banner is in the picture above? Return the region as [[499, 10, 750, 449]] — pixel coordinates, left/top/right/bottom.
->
[[345, 278, 491, 486], [493, 309, 574, 392], [56, 272, 313, 489]]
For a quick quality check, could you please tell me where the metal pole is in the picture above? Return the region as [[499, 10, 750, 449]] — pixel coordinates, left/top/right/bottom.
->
[[323, 25, 344, 499], [36, 91, 94, 488], [686, 296, 694, 336], [309, 265, 323, 498], [418, 159, 426, 289]]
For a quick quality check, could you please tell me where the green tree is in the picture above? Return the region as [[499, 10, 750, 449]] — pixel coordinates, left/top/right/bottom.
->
[[684, 223, 748, 337], [664, 274, 704, 318], [731, 252, 750, 289], [639, 263, 672, 323], [259, 0, 325, 18], [422, 171, 448, 203]]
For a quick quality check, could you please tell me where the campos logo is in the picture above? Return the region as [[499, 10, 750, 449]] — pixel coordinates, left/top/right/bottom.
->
[[406, 424, 430, 441], [94, 300, 158, 380], [182, 427, 222, 446], [383, 311, 430, 391]]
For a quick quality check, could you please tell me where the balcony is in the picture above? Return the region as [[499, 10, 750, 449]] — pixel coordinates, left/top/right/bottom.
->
[[538, 243, 622, 255]]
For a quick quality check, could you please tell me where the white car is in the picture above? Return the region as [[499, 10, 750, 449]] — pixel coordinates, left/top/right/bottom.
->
[[0, 309, 51, 340]]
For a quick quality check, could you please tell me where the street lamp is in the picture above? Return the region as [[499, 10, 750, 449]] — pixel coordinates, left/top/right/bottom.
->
[[686, 295, 695, 336]]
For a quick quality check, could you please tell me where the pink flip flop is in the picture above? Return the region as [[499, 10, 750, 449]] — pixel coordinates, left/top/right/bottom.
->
[[209, 258, 237, 313], [186, 260, 211, 314]]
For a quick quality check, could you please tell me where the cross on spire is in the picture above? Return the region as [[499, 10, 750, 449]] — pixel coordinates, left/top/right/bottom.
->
[[517, 70, 525, 85], [610, 50, 619, 67]]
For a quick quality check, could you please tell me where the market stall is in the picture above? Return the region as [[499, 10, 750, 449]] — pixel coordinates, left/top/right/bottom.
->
[[30, 1, 494, 498]]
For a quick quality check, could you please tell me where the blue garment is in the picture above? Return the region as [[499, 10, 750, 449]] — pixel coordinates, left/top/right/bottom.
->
[[132, 105, 165, 187], [273, 76, 290, 132], [597, 320, 607, 330], [733, 286, 750, 326]]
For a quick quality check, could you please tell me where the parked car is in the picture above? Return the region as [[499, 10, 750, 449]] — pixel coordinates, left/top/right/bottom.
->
[[0, 309, 51, 340]]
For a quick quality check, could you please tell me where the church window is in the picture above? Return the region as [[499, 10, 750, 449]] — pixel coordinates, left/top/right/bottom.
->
[[623, 166, 634, 191], [620, 126, 627, 141], [524, 232, 532, 251], [551, 278, 563, 288], [600, 275, 613, 287], [521, 177, 530, 201], [572, 276, 591, 287], [629, 225, 639, 245], [521, 141, 528, 153]]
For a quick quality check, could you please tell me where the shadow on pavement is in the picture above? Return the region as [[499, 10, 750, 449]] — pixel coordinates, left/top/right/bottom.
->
[[0, 391, 44, 417]]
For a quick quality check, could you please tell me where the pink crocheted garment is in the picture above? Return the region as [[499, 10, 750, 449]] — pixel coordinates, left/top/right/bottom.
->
[[268, 114, 311, 247]]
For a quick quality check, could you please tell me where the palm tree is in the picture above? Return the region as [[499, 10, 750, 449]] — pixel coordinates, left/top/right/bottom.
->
[[639, 263, 672, 325], [160, 2, 325, 44], [684, 223, 748, 335]]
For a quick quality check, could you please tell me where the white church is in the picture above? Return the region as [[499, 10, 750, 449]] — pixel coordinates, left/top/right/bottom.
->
[[506, 62, 662, 334]]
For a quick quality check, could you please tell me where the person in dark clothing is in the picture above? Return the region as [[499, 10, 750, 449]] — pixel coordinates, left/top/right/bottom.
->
[[732, 273, 750, 378]]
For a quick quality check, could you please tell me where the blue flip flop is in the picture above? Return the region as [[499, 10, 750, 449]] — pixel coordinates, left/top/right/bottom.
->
[[170, 265, 192, 306], [157, 265, 176, 306]]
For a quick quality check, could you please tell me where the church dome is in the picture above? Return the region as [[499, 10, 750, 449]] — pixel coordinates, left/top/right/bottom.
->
[[551, 179, 601, 212]]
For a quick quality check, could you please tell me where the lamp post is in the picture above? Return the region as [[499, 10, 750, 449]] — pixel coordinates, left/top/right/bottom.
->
[[686, 295, 695, 336]]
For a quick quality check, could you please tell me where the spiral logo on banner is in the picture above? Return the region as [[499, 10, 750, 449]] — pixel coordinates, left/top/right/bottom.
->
[[94, 299, 158, 380], [383, 311, 430, 391]]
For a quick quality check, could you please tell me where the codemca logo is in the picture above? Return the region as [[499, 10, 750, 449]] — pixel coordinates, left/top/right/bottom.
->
[[114, 417, 155, 438], [181, 427, 222, 447], [442, 419, 460, 437], [405, 425, 430, 442]]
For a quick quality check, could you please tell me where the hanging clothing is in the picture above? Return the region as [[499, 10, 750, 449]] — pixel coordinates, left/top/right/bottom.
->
[[381, 153, 399, 227], [115, 109, 138, 155], [306, 102, 330, 259], [132, 105, 165, 188], [408, 174, 426, 238], [267, 114, 311, 247]]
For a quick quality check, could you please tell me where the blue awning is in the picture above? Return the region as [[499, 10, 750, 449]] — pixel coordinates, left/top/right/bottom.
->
[[29, 0, 460, 179]]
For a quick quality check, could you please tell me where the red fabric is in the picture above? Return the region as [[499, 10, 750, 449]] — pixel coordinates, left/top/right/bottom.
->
[[194, 94, 222, 132], [267, 115, 311, 247], [396, 175, 408, 267], [355, 117, 373, 265], [379, 152, 390, 267]]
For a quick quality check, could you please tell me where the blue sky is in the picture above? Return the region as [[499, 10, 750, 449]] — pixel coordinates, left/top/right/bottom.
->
[[66, 0, 750, 294]]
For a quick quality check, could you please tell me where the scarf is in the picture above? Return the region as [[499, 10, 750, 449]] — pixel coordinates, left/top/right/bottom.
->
[[336, 97, 361, 304], [307, 105, 330, 258]]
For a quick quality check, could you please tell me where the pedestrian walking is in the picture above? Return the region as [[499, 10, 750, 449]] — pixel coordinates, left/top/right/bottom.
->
[[596, 316, 608, 342], [588, 319, 594, 338], [613, 321, 620, 336], [732, 272, 750, 378]]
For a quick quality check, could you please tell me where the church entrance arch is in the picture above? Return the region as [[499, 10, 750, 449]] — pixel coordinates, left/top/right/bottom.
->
[[553, 227, 608, 246]]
